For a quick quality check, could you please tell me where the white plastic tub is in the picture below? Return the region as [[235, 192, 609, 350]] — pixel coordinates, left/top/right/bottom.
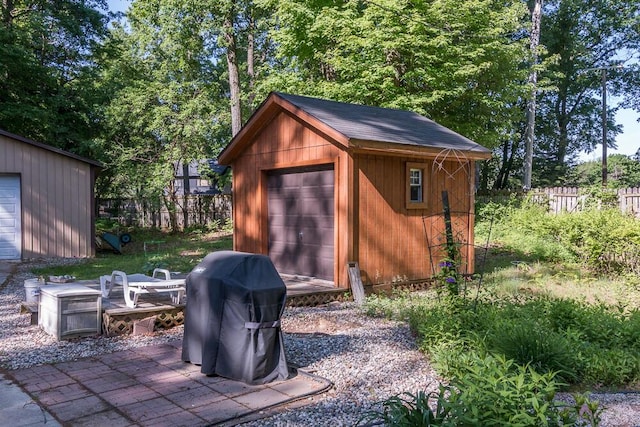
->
[[24, 279, 41, 304]]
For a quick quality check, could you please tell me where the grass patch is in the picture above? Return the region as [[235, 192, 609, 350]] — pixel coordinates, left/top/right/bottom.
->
[[33, 228, 233, 279], [479, 245, 640, 309]]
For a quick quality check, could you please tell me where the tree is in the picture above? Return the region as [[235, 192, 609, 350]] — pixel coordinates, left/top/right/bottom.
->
[[567, 154, 640, 188], [533, 0, 640, 184], [98, 2, 229, 230], [220, 1, 243, 136], [258, 0, 531, 153], [0, 0, 110, 155], [217, 0, 274, 134]]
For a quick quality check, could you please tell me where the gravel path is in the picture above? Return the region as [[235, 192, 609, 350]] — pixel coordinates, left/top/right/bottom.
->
[[2, 260, 640, 426]]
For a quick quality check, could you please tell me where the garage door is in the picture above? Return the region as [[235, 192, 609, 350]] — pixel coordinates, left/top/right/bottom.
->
[[0, 176, 21, 259], [268, 166, 334, 281]]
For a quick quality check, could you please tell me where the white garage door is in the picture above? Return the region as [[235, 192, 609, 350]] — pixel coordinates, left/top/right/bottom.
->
[[0, 176, 21, 259]]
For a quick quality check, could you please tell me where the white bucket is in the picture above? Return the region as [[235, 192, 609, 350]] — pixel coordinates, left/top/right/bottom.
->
[[24, 279, 41, 304]]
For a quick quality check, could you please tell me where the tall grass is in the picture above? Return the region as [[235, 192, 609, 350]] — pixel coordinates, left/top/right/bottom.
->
[[361, 200, 640, 424], [477, 197, 640, 275]]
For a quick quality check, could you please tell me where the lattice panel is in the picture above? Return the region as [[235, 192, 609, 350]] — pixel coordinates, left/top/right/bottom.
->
[[103, 307, 184, 336], [156, 310, 184, 329], [286, 291, 349, 307]]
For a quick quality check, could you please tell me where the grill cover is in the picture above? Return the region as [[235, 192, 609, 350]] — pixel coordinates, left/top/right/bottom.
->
[[181, 251, 288, 384]]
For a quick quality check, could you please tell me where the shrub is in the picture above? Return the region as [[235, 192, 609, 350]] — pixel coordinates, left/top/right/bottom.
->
[[357, 388, 450, 426], [359, 354, 602, 426], [141, 256, 168, 276], [476, 195, 640, 275], [582, 346, 640, 386], [363, 285, 640, 387], [551, 209, 640, 275], [485, 319, 580, 383], [399, 294, 640, 388], [445, 354, 582, 426], [477, 201, 575, 264]]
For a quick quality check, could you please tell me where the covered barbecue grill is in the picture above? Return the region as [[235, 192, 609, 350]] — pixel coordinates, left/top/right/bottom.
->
[[181, 251, 289, 384]]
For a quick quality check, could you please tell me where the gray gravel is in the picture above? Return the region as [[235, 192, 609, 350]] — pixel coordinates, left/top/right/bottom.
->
[[2, 260, 640, 426], [243, 304, 442, 426], [0, 260, 183, 370]]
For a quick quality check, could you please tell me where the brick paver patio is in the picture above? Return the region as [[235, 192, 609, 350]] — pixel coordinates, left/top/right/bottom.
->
[[7, 341, 331, 426]]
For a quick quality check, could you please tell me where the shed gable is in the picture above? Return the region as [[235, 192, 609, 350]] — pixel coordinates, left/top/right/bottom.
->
[[244, 111, 346, 160]]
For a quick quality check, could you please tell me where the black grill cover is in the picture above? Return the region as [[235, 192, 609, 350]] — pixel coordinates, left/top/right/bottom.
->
[[181, 251, 288, 384]]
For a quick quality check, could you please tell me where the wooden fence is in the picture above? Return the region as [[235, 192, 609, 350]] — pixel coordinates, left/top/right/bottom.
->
[[99, 187, 640, 230], [98, 195, 232, 230], [479, 187, 640, 216]]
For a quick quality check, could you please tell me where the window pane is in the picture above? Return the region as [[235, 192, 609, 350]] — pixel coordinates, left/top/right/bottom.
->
[[407, 164, 427, 207], [409, 169, 423, 202], [410, 185, 422, 202], [410, 169, 422, 185]]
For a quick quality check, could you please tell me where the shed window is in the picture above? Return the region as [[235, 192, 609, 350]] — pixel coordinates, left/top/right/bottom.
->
[[409, 169, 422, 201], [406, 162, 428, 209]]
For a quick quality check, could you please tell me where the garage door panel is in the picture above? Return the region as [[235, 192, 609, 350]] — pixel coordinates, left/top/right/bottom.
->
[[298, 227, 331, 245], [299, 199, 333, 214], [267, 199, 296, 215], [302, 170, 333, 186], [269, 229, 297, 245], [0, 202, 17, 213], [299, 186, 331, 197], [0, 217, 17, 228], [268, 168, 334, 281], [0, 189, 17, 199], [299, 244, 333, 258]]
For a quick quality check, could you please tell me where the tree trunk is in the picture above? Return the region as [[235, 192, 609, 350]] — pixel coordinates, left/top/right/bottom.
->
[[247, 12, 256, 109], [556, 112, 569, 165], [224, 17, 242, 136], [493, 138, 520, 190], [182, 163, 189, 229], [163, 192, 179, 232], [523, 0, 542, 190], [1, 0, 14, 25]]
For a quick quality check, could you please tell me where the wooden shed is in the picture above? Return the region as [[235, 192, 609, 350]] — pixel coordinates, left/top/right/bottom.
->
[[0, 129, 101, 260], [218, 93, 491, 288]]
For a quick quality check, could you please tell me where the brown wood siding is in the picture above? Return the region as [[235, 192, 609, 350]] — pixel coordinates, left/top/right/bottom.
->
[[230, 111, 350, 286], [0, 134, 95, 258], [357, 154, 474, 284]]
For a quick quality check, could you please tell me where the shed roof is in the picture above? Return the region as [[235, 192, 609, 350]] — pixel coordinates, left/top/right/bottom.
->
[[0, 128, 103, 168], [219, 92, 492, 164]]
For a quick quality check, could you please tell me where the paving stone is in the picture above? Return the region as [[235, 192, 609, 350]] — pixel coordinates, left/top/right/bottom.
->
[[191, 397, 250, 424], [48, 395, 110, 422], [233, 387, 292, 410], [66, 409, 133, 427], [119, 396, 183, 423], [100, 384, 161, 406], [166, 384, 226, 409], [208, 378, 261, 397]]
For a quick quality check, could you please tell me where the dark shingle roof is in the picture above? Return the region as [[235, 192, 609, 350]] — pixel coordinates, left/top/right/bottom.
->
[[276, 92, 490, 154]]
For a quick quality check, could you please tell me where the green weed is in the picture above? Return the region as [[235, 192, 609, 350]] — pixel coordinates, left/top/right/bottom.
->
[[359, 354, 602, 426]]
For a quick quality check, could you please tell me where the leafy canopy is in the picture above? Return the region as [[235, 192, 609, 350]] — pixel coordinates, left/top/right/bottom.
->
[[258, 0, 531, 150]]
